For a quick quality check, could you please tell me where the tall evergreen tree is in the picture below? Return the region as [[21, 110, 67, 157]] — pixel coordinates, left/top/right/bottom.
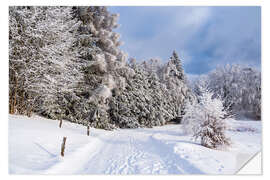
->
[[160, 51, 195, 119], [32, 7, 82, 119], [170, 50, 185, 81], [65, 6, 127, 129]]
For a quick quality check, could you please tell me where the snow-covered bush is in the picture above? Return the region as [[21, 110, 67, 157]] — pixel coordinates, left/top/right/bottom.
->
[[183, 87, 230, 149]]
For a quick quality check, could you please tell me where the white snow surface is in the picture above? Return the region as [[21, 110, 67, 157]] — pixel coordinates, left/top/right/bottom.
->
[[9, 115, 261, 175]]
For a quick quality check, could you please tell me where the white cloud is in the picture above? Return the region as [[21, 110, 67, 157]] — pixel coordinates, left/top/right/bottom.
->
[[113, 7, 260, 74], [173, 7, 211, 29]]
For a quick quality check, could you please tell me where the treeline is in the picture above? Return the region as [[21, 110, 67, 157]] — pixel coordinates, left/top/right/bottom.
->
[[9, 6, 195, 129], [192, 64, 261, 120]]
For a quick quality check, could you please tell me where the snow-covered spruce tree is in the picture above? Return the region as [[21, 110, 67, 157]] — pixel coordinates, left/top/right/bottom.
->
[[109, 53, 196, 128], [160, 51, 195, 120], [183, 86, 230, 149], [141, 58, 163, 74], [170, 50, 185, 81], [31, 7, 83, 120], [109, 58, 174, 128], [66, 6, 127, 129]]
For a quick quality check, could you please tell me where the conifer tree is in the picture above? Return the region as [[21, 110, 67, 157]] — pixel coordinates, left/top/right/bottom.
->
[[67, 6, 127, 129], [170, 50, 185, 81], [33, 7, 82, 119], [160, 51, 195, 120], [109, 59, 173, 128]]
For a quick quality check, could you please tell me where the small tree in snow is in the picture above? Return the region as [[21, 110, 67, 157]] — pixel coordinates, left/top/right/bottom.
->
[[183, 86, 230, 149]]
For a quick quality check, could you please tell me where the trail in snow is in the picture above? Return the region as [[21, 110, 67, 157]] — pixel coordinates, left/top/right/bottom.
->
[[44, 129, 202, 174], [78, 131, 203, 174], [9, 115, 262, 174]]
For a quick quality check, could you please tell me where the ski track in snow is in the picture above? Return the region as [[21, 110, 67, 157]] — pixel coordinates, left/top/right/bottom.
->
[[9, 115, 261, 175]]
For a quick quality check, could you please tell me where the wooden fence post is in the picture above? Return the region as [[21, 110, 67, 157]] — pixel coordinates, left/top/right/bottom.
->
[[87, 126, 90, 136], [61, 137, 67, 157], [59, 119, 62, 128]]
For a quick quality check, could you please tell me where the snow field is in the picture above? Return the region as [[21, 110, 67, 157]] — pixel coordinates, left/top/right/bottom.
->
[[9, 115, 261, 174]]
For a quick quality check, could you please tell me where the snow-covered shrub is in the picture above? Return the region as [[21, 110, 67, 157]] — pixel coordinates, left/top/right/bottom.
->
[[183, 87, 230, 149], [182, 101, 203, 135]]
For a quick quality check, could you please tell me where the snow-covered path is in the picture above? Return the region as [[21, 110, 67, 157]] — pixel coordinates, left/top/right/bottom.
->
[[43, 127, 203, 174], [78, 130, 202, 174], [9, 115, 261, 175]]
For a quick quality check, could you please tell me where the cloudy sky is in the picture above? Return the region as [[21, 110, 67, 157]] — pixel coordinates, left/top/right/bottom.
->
[[108, 6, 261, 75]]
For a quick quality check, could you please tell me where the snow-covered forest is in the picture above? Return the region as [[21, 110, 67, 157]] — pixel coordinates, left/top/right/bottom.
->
[[9, 6, 261, 174], [9, 6, 196, 129]]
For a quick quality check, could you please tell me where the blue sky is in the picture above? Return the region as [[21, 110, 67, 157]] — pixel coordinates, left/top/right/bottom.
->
[[108, 6, 261, 75]]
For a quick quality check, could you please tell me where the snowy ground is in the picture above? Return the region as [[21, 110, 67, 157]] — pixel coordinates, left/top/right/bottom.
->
[[8, 115, 261, 175]]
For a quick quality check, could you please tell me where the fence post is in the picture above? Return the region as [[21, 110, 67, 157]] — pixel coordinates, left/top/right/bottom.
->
[[87, 126, 90, 136], [61, 137, 67, 157], [59, 119, 62, 128]]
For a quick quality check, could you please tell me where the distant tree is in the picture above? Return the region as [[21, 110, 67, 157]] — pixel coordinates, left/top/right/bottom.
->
[[170, 50, 185, 81], [141, 58, 163, 74], [193, 64, 261, 120]]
